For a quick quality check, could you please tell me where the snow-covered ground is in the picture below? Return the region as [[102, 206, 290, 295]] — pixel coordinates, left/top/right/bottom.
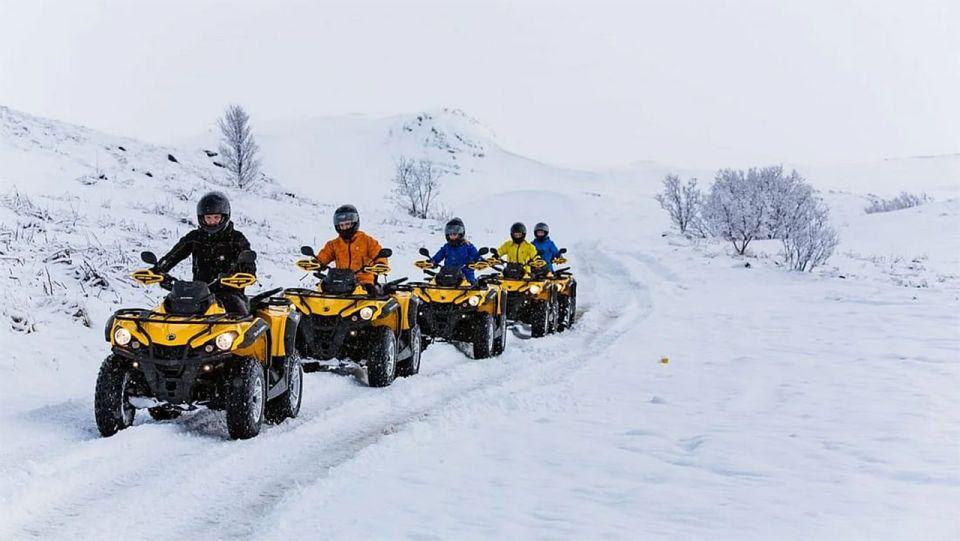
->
[[0, 105, 958, 540]]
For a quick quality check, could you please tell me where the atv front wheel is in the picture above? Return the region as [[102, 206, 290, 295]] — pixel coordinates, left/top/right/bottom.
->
[[225, 358, 266, 439], [530, 301, 549, 338], [472, 313, 495, 359], [94, 356, 137, 437], [493, 313, 508, 356], [266, 353, 303, 424], [547, 297, 560, 334], [557, 296, 568, 332], [566, 289, 577, 329], [367, 327, 398, 387], [397, 324, 422, 377]]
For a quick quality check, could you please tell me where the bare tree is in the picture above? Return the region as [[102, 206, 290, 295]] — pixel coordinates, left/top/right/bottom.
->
[[703, 168, 768, 254], [655, 174, 703, 236], [781, 195, 838, 271], [392, 156, 441, 219], [218, 105, 261, 188]]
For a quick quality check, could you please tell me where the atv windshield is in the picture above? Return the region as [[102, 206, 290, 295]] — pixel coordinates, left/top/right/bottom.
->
[[322, 268, 359, 295], [502, 263, 526, 280], [435, 266, 466, 287], [164, 281, 215, 315]]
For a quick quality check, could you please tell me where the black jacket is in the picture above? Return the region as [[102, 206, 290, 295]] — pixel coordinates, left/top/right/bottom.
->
[[156, 222, 256, 293]]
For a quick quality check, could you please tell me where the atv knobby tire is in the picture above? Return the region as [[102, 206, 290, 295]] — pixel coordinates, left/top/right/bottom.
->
[[266, 353, 303, 424], [493, 313, 508, 356], [547, 297, 560, 335], [396, 324, 422, 377], [225, 358, 266, 439], [472, 313, 496, 359], [367, 327, 398, 387], [94, 356, 137, 437], [530, 301, 550, 338], [564, 289, 577, 330]]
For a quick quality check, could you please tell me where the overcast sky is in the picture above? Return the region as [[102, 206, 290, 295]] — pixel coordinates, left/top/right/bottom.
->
[[0, 0, 957, 168]]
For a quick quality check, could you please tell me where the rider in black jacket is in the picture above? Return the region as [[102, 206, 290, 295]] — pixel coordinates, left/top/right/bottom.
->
[[155, 191, 256, 314]]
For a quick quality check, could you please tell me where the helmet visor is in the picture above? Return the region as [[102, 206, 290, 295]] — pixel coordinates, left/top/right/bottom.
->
[[333, 210, 359, 227], [445, 224, 465, 237]]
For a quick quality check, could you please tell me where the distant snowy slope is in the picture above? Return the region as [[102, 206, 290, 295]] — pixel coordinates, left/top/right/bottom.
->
[[187, 107, 608, 208]]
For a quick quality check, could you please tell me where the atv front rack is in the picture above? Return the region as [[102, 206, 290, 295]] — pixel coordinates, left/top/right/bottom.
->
[[401, 281, 489, 291], [284, 287, 390, 301], [113, 308, 255, 324]]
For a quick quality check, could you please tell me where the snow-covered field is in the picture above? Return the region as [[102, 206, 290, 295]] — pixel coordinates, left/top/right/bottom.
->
[[0, 105, 958, 540]]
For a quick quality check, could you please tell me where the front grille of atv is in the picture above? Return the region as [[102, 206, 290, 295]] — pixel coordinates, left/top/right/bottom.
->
[[156, 364, 185, 378], [153, 345, 188, 361], [424, 304, 461, 337]]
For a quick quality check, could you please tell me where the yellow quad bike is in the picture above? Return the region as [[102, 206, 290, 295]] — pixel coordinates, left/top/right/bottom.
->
[[95, 250, 303, 440], [283, 246, 420, 387], [404, 247, 508, 359], [543, 248, 578, 332], [486, 249, 559, 338]]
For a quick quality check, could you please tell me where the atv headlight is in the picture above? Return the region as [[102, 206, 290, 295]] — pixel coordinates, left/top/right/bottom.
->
[[468, 295, 481, 306], [359, 307, 375, 320], [114, 327, 132, 346], [215, 332, 238, 351], [528, 284, 542, 295]]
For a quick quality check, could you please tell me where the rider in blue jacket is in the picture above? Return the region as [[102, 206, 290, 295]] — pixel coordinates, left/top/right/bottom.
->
[[431, 217, 481, 284], [532, 222, 561, 273]]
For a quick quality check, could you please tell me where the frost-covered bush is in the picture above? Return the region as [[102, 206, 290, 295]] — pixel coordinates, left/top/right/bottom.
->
[[703, 168, 769, 254], [655, 174, 704, 236], [864, 192, 932, 214], [702, 166, 838, 269], [780, 190, 838, 271]]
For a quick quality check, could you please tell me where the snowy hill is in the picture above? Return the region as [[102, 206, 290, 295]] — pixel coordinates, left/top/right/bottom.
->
[[183, 107, 603, 208], [0, 105, 958, 540]]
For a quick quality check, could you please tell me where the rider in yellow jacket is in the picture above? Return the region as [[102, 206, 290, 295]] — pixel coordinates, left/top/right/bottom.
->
[[498, 222, 539, 273]]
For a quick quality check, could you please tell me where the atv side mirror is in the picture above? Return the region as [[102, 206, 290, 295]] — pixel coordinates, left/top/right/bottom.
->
[[489, 248, 499, 257], [377, 248, 393, 258], [559, 248, 567, 254], [238, 250, 257, 264], [140, 251, 158, 265], [478, 247, 490, 256], [300, 245, 315, 257], [418, 247, 430, 257]]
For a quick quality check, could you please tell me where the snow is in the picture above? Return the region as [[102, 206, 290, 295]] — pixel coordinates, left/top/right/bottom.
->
[[0, 105, 958, 540]]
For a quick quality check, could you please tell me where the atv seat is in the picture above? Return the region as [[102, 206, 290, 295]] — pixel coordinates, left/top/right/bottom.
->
[[164, 280, 215, 315]]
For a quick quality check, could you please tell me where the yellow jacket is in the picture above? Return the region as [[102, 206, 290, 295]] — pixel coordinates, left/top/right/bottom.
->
[[498, 240, 538, 266]]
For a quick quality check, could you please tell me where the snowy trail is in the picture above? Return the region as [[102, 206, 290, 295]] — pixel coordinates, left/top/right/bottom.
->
[[2, 242, 654, 540]]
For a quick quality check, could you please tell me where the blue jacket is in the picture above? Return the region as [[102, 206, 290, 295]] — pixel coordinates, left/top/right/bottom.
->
[[532, 237, 561, 272], [431, 241, 481, 284]]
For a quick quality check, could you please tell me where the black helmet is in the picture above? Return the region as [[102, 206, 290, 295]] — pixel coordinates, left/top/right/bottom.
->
[[534, 222, 549, 238], [333, 204, 360, 240], [510, 222, 526, 242], [445, 217, 465, 245], [196, 191, 231, 235]]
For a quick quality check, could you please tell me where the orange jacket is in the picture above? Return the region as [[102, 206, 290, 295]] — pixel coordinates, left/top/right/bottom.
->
[[316, 231, 385, 285]]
